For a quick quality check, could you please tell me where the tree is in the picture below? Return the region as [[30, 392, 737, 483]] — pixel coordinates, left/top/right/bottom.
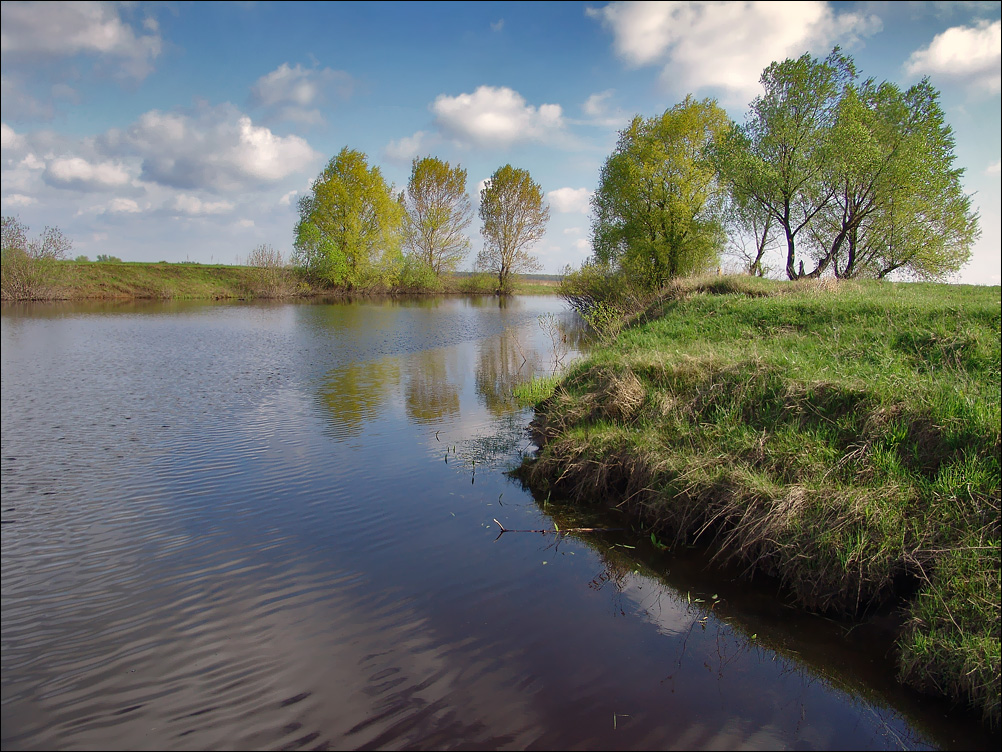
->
[[1, 216, 72, 300], [591, 96, 732, 289], [715, 49, 856, 279], [717, 49, 978, 281], [402, 156, 472, 275], [813, 77, 978, 279], [477, 164, 548, 294], [293, 147, 404, 290]]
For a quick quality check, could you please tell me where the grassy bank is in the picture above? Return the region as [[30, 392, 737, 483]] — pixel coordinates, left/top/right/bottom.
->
[[517, 276, 1001, 725], [0, 260, 562, 301]]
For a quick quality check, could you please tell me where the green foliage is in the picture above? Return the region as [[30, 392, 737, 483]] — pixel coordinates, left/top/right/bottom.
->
[[512, 374, 560, 407], [75, 255, 90, 263], [478, 164, 548, 294], [95, 254, 123, 263], [453, 271, 496, 294], [403, 156, 472, 275], [714, 48, 978, 281], [592, 96, 732, 289], [293, 147, 404, 290], [822, 78, 979, 280], [396, 254, 443, 293]]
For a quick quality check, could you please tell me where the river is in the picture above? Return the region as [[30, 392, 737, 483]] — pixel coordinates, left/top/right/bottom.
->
[[1, 295, 996, 750]]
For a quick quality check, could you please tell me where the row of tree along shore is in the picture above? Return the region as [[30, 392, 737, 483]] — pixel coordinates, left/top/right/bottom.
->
[[4, 46, 979, 302]]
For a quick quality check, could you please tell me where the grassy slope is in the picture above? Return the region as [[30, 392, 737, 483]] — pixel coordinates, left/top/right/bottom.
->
[[1, 261, 558, 300], [520, 276, 1001, 725]]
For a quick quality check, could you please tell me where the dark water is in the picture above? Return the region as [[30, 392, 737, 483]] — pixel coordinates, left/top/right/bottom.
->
[[1, 296, 996, 751]]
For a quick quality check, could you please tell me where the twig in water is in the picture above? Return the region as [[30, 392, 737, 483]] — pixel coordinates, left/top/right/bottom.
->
[[492, 518, 623, 541]]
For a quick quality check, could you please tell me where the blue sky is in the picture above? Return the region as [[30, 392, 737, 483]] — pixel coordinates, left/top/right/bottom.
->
[[2, 1, 999, 284]]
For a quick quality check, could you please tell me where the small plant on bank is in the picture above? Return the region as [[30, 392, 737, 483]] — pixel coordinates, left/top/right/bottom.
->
[[245, 243, 294, 298], [1, 216, 73, 300]]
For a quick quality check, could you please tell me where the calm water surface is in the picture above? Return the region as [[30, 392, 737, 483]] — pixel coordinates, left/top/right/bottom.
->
[[1, 296, 996, 751]]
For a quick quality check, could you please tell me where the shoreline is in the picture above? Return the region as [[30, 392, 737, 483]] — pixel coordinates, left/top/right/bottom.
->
[[516, 276, 1001, 727], [0, 260, 562, 302]]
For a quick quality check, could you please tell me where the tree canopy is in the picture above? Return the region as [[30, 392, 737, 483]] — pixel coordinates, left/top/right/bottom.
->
[[715, 48, 978, 280], [591, 96, 732, 289], [477, 164, 548, 294], [402, 156, 472, 275], [293, 147, 404, 289]]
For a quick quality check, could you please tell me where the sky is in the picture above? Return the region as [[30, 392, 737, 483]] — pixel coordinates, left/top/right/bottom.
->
[[1, 1, 1000, 284]]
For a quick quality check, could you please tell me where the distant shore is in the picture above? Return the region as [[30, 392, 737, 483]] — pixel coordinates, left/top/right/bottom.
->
[[0, 260, 562, 301]]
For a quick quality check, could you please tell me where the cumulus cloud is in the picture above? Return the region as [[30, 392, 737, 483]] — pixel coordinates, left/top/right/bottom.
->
[[3, 193, 37, 207], [0, 0, 162, 79], [988, 160, 1001, 176], [547, 187, 593, 214], [170, 194, 235, 216], [1, 122, 25, 152], [100, 105, 320, 192], [106, 197, 141, 214], [587, 1, 881, 104], [384, 131, 430, 162], [583, 90, 615, 118], [43, 156, 132, 191], [250, 62, 354, 123], [431, 86, 565, 147], [906, 20, 1001, 94]]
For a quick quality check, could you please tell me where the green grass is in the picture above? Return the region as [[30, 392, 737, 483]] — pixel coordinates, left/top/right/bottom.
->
[[0, 260, 561, 301], [519, 275, 1001, 725], [512, 374, 561, 407]]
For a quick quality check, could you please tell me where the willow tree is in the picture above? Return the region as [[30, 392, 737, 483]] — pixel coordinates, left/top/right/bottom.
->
[[714, 49, 855, 279], [293, 147, 404, 290], [477, 164, 548, 294], [716, 48, 977, 280], [402, 156, 472, 275], [591, 95, 732, 289], [814, 77, 979, 279]]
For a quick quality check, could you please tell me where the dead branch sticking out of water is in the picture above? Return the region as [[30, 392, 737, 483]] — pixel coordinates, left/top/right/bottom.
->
[[492, 518, 623, 541]]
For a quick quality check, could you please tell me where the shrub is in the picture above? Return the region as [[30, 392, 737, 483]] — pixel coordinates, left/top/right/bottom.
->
[[1, 216, 72, 300]]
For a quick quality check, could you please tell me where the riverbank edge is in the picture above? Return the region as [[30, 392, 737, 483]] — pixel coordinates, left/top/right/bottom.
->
[[0, 260, 561, 301], [515, 276, 1001, 727]]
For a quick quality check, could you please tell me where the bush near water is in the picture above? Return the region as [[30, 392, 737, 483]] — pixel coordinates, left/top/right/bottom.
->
[[519, 275, 1001, 725]]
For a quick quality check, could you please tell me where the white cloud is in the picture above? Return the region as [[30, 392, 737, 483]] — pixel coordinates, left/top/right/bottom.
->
[[384, 131, 429, 162], [250, 63, 354, 123], [431, 86, 565, 147], [0, 0, 162, 79], [1, 122, 25, 152], [102, 106, 320, 192], [44, 156, 132, 191], [579, 89, 630, 128], [170, 194, 235, 216], [583, 90, 615, 118], [3, 193, 37, 207], [906, 20, 1001, 94], [279, 190, 299, 207], [106, 197, 141, 214], [547, 187, 593, 214], [587, 1, 881, 104], [988, 160, 1002, 176], [491, 19, 505, 32]]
